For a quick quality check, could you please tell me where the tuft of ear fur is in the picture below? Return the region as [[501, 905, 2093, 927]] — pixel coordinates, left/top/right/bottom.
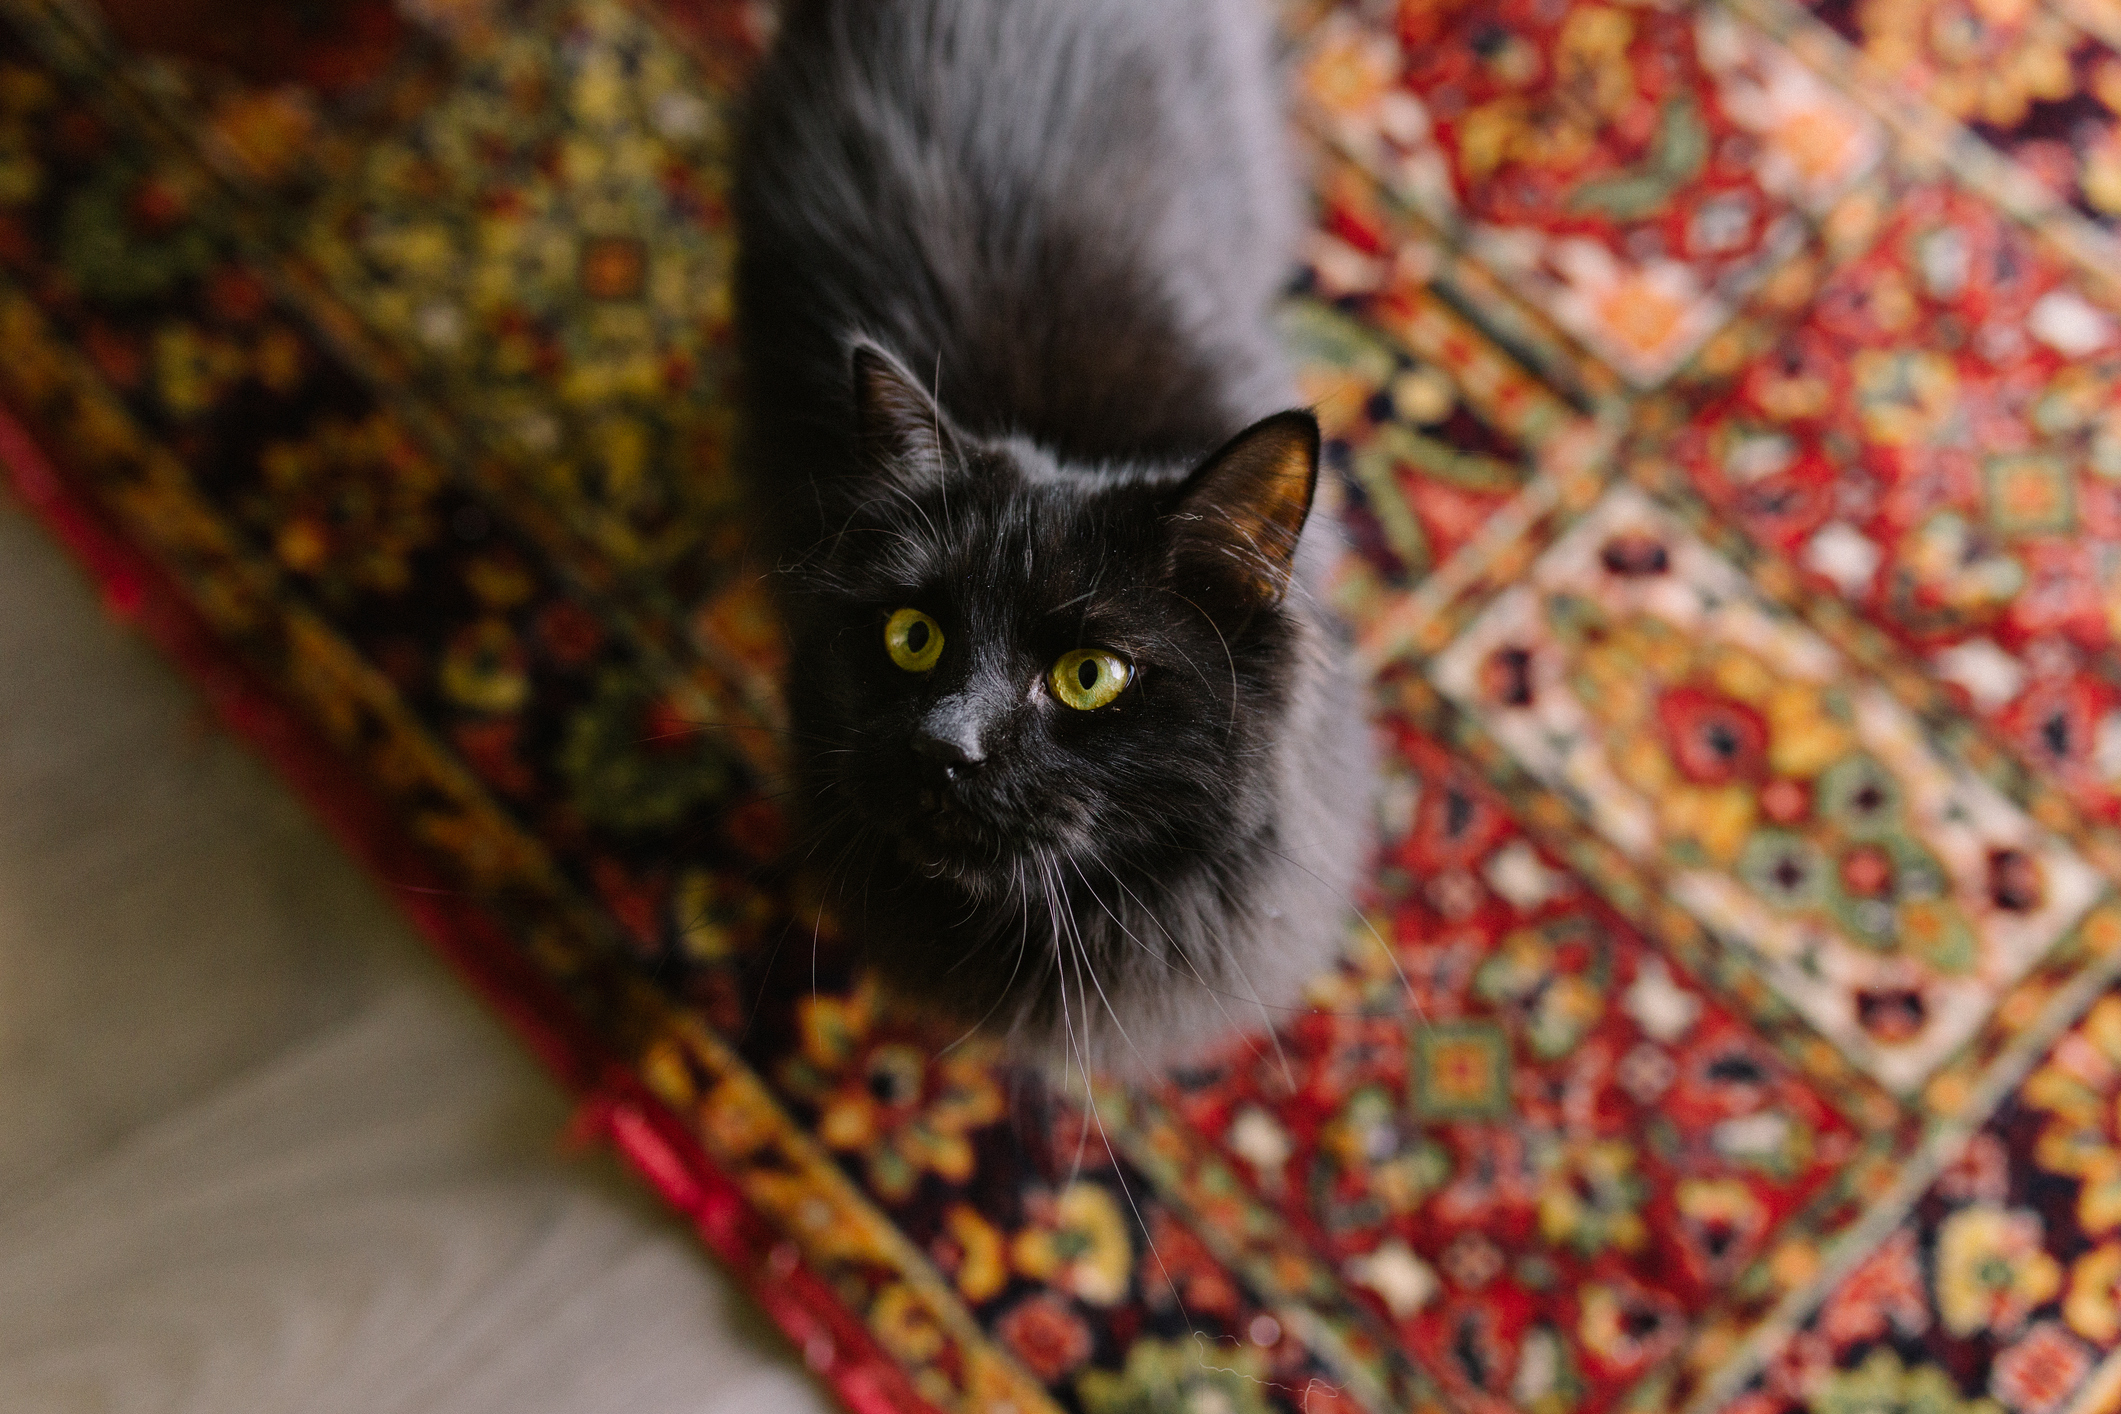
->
[[851, 339, 956, 488], [1166, 410, 1320, 615]]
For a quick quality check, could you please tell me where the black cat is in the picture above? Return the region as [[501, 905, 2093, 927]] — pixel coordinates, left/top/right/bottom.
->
[[734, 0, 1370, 1075]]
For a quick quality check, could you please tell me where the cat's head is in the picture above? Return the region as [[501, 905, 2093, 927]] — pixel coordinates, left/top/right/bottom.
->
[[779, 340, 1323, 897]]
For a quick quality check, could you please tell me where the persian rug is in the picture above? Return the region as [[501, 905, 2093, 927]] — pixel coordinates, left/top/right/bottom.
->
[[5, 0, 2121, 1410]]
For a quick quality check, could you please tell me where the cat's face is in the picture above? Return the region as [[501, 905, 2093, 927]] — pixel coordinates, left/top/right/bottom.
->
[[779, 345, 1320, 897]]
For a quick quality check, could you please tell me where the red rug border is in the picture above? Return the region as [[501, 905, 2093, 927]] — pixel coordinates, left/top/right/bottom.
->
[[0, 401, 940, 1414]]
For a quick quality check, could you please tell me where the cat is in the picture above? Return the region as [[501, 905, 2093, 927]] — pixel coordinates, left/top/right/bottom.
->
[[733, 0, 1371, 1077]]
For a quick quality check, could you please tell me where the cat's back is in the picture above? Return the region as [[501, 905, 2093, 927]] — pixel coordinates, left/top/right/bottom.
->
[[736, 0, 1300, 486]]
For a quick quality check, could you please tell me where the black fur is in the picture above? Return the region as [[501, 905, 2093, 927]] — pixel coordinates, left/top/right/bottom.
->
[[734, 0, 1370, 1074]]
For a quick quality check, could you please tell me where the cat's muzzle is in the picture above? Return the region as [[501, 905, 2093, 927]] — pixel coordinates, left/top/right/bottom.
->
[[891, 781, 1020, 884]]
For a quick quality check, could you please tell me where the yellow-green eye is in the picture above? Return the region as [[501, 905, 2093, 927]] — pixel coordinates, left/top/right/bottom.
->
[[1051, 649, 1132, 710], [884, 607, 944, 672]]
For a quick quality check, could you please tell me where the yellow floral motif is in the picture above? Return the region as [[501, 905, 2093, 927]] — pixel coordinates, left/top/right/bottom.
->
[[1567, 601, 1989, 973], [439, 618, 531, 714], [1751, 357, 1836, 420], [1536, 1140, 1649, 1256], [153, 323, 246, 420], [1475, 927, 1609, 1059], [1554, 6, 1638, 114], [871, 1282, 946, 1364], [1858, 0, 2079, 127], [1773, 100, 1879, 190], [1012, 1183, 1134, 1307], [303, 0, 745, 576], [463, 553, 539, 610], [639, 1035, 697, 1107], [1578, 621, 1851, 864], [746, 1169, 901, 1271], [1933, 1205, 2063, 1337], [1658, 783, 1756, 866], [2028, 997, 2121, 1236], [1459, 6, 1638, 179], [1316, 1087, 1451, 1216], [1300, 23, 1400, 127], [672, 868, 773, 964], [941, 1203, 1009, 1304], [2066, 1243, 2121, 1342], [780, 978, 1007, 1203], [258, 412, 445, 598], [409, 803, 546, 890], [1677, 1178, 1768, 1243], [700, 1074, 785, 1162], [1577, 1282, 1677, 1371], [1763, 680, 1856, 779], [2088, 125, 2121, 216]]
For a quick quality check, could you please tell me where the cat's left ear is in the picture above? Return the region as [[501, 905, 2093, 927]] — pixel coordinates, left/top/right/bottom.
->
[[850, 339, 956, 489], [1166, 410, 1320, 613]]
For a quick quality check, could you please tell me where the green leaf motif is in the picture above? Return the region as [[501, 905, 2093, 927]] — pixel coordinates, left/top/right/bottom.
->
[[1567, 96, 1709, 222]]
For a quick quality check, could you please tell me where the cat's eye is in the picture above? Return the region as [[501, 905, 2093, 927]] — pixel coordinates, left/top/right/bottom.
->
[[884, 607, 944, 672], [1050, 649, 1131, 710]]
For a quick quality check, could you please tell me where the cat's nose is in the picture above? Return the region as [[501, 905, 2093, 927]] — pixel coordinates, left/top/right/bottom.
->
[[912, 697, 987, 781], [911, 726, 984, 780]]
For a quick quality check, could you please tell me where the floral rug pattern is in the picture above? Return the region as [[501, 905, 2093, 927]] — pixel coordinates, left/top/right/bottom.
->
[[6, 0, 2121, 1412]]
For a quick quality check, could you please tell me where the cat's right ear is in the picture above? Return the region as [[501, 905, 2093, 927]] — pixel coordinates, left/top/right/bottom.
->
[[1166, 410, 1320, 617], [851, 340, 955, 489]]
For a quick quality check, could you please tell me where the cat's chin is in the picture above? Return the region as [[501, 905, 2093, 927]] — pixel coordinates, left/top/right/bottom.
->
[[873, 790, 1060, 894], [886, 821, 1084, 900], [895, 837, 990, 885], [889, 826, 1011, 893]]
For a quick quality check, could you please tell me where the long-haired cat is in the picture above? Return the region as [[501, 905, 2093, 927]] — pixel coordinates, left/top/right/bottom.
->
[[734, 0, 1370, 1076]]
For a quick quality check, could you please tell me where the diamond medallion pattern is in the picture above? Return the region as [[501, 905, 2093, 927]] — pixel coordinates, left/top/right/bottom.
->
[[1430, 487, 2103, 1093]]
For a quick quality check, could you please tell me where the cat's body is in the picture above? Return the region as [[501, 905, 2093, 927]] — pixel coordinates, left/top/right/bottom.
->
[[735, 0, 1370, 1074]]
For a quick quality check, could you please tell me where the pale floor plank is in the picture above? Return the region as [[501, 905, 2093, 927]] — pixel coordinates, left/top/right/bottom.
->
[[0, 493, 833, 1413]]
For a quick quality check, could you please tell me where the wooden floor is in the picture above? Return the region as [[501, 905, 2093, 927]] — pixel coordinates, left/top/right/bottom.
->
[[0, 492, 832, 1414]]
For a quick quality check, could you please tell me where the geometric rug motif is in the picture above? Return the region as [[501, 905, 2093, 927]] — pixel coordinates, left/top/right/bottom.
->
[[1803, 0, 2121, 238], [1159, 724, 1863, 1414], [1663, 182, 2121, 828], [1728, 994, 2121, 1414], [300, 0, 750, 596], [1430, 486, 2105, 1094], [1295, 0, 1886, 385]]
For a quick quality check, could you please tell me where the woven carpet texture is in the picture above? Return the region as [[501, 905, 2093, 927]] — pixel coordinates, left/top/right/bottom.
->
[[5, 0, 2121, 1411]]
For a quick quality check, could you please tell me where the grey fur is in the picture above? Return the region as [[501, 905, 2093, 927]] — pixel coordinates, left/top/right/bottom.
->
[[737, 0, 1300, 510]]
